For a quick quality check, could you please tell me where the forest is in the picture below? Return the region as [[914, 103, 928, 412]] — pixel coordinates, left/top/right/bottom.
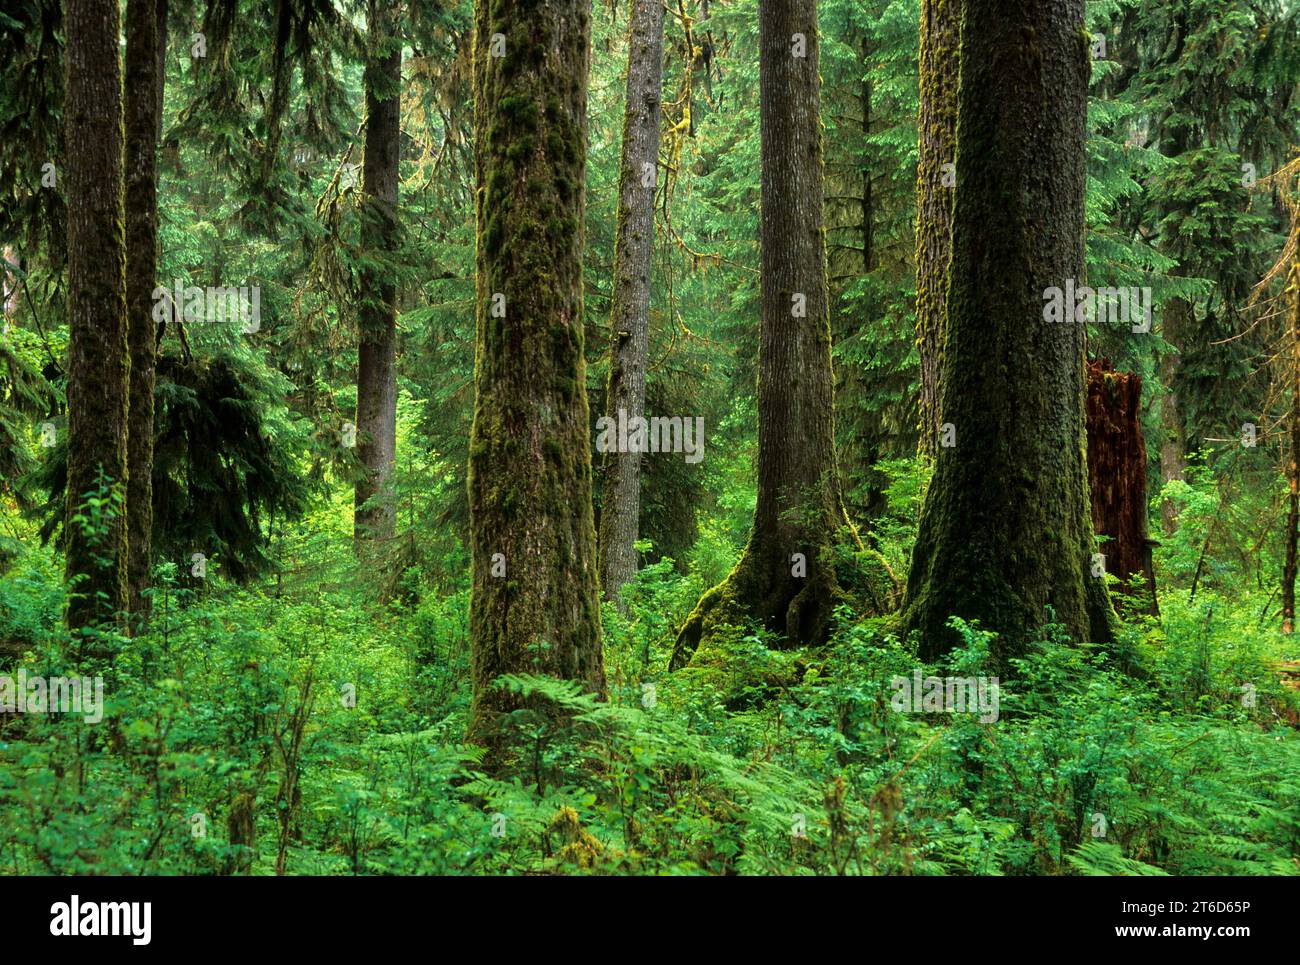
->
[[0, 0, 1298, 880]]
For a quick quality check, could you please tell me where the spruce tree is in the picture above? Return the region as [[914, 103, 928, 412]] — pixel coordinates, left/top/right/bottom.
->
[[671, 0, 858, 669], [899, 0, 1116, 665], [125, 0, 163, 622], [467, 0, 606, 745], [64, 0, 130, 631]]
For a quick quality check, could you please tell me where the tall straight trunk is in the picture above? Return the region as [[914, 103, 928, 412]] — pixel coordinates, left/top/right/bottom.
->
[[861, 35, 873, 274], [598, 0, 665, 610], [1158, 297, 1190, 533], [671, 0, 857, 670], [468, 0, 605, 745], [899, 0, 1115, 667], [915, 0, 959, 458], [125, 0, 162, 623], [354, 0, 401, 544], [1282, 247, 1300, 633], [157, 0, 168, 144], [1156, 118, 1191, 536], [64, 0, 130, 631]]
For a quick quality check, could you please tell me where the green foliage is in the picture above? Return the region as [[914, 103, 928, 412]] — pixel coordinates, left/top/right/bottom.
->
[[1, 0, 1299, 880], [3, 507, 1295, 876]]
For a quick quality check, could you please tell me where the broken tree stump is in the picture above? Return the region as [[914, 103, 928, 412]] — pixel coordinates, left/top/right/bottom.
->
[[1086, 358, 1159, 615]]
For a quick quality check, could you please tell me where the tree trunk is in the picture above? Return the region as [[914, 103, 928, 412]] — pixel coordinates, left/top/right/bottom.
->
[[354, 0, 401, 545], [260, 0, 293, 189], [125, 0, 162, 625], [468, 0, 606, 746], [899, 0, 1116, 668], [157, 0, 168, 144], [64, 0, 130, 631], [670, 0, 858, 670], [1155, 110, 1191, 536], [1282, 246, 1300, 633], [598, 0, 665, 611], [1086, 358, 1158, 615], [861, 35, 873, 275], [1158, 297, 1190, 534], [915, 0, 959, 458]]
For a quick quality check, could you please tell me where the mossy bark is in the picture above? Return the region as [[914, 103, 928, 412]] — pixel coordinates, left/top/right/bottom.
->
[[467, 0, 605, 745], [125, 0, 162, 624], [1282, 235, 1299, 633], [354, 0, 401, 545], [670, 0, 857, 670], [64, 0, 130, 631], [898, 0, 1116, 668], [915, 0, 960, 458], [598, 0, 665, 611]]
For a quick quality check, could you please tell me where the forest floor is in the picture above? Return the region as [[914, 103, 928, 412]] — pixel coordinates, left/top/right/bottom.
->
[[1, 470, 1299, 876]]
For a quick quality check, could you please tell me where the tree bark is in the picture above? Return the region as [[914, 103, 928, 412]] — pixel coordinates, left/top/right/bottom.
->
[[598, 0, 665, 610], [468, 0, 606, 746], [1155, 117, 1192, 537], [64, 0, 130, 631], [670, 0, 858, 670], [915, 0, 959, 458], [898, 0, 1116, 668], [157, 0, 168, 144], [861, 34, 873, 274], [1282, 241, 1300, 633], [125, 0, 162, 624], [1086, 358, 1157, 615], [1158, 297, 1189, 534], [354, 0, 401, 545]]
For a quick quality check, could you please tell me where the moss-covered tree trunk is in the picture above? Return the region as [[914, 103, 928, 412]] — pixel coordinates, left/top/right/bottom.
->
[[598, 0, 665, 610], [467, 0, 605, 745], [1282, 240, 1300, 633], [64, 0, 130, 631], [915, 0, 959, 459], [125, 0, 162, 624], [898, 0, 1116, 667], [670, 0, 857, 670], [354, 0, 401, 545]]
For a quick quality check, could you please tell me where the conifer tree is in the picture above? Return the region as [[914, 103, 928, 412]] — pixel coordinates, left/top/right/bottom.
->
[[64, 0, 130, 630], [467, 0, 606, 745]]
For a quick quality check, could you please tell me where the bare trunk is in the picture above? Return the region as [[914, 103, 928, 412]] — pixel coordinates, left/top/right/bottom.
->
[[64, 0, 130, 632], [671, 0, 858, 669], [598, 0, 665, 610], [354, 0, 401, 544], [125, 0, 162, 624], [1159, 298, 1190, 534], [915, 0, 960, 458]]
